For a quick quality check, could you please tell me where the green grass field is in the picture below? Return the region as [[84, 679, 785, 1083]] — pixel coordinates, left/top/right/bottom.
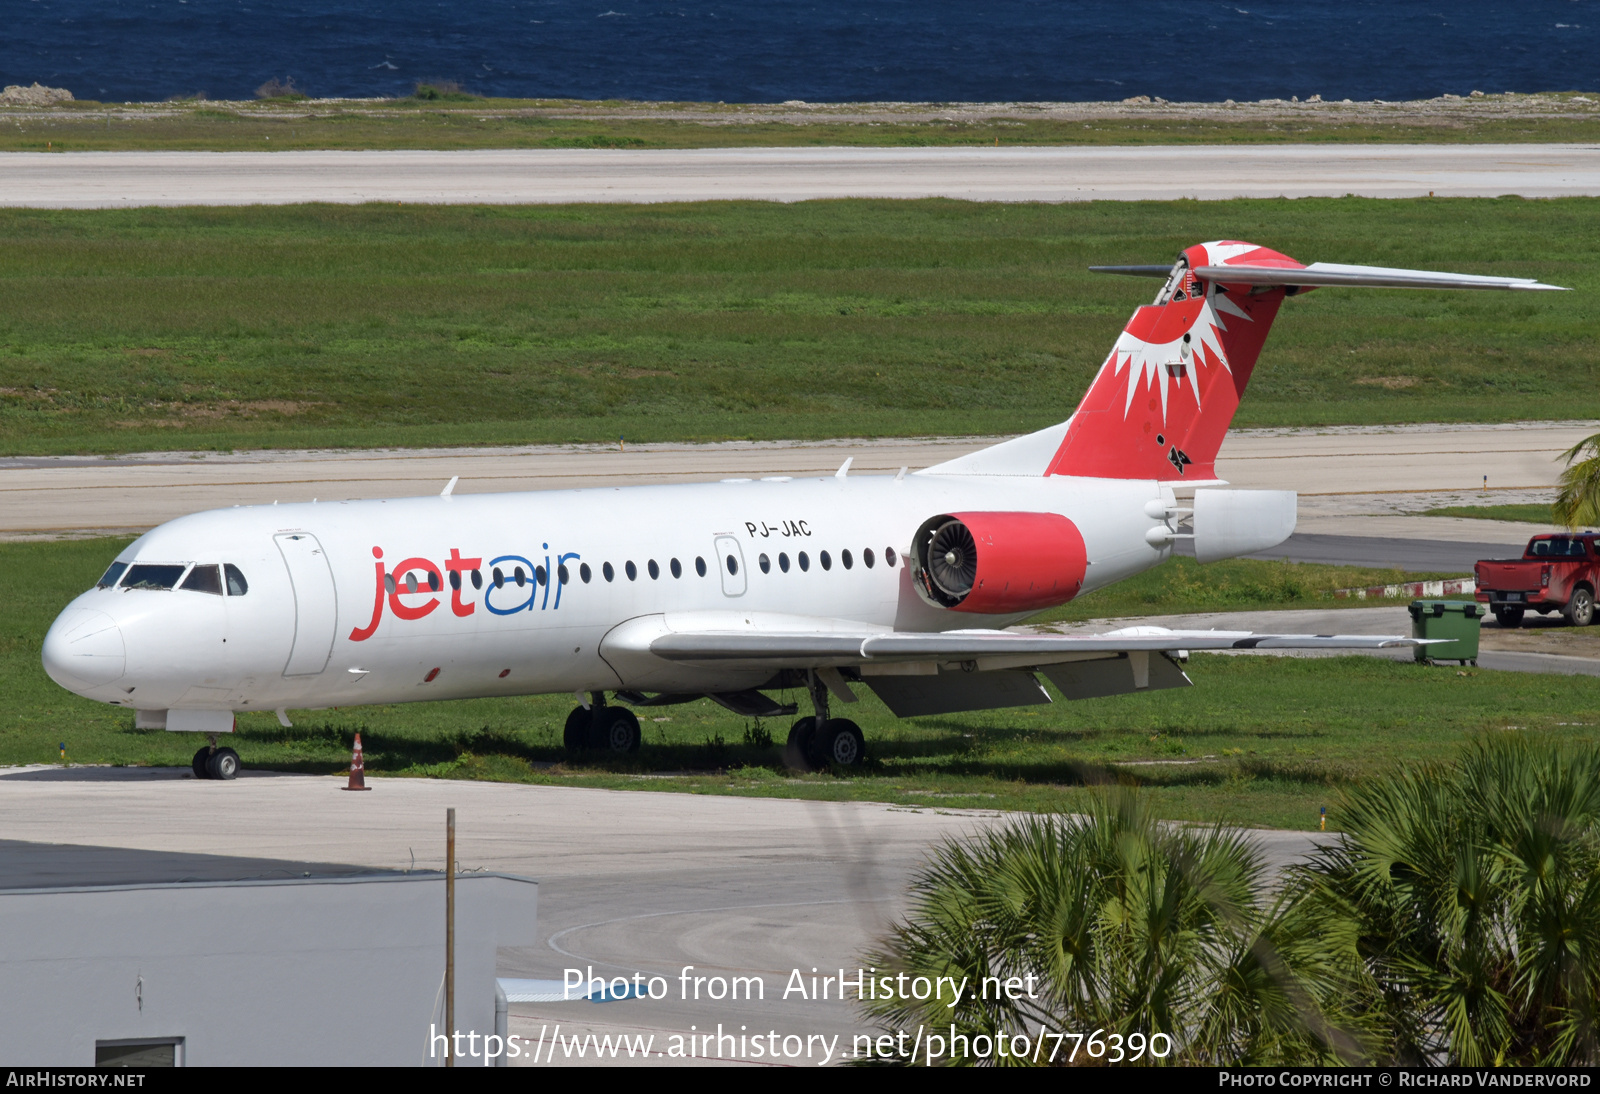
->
[[1, 197, 1594, 455], [10, 537, 1581, 831], [4, 96, 1599, 153], [1031, 556, 1464, 623], [1421, 503, 1556, 524]]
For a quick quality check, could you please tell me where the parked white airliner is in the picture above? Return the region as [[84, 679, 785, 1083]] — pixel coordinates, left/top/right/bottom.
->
[[42, 242, 1565, 779]]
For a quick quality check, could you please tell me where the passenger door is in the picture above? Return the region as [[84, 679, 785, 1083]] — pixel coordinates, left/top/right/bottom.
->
[[275, 533, 337, 676]]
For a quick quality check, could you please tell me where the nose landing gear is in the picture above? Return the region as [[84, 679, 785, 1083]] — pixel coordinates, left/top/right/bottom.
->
[[192, 736, 240, 780], [564, 693, 642, 755]]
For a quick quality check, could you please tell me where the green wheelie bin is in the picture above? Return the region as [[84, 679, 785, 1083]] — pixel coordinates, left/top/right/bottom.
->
[[1409, 599, 1482, 666]]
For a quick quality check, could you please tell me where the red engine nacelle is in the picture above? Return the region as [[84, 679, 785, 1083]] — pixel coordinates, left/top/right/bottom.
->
[[910, 511, 1088, 614]]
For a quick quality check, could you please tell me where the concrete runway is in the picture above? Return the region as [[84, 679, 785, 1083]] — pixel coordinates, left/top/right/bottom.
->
[[3, 144, 1599, 208], [0, 421, 1587, 542], [0, 766, 1325, 1065]]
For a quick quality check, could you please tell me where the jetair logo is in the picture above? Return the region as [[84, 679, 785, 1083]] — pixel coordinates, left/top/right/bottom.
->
[[350, 545, 581, 641]]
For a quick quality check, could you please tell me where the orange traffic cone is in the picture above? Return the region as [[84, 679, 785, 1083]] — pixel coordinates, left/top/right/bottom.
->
[[343, 732, 371, 791]]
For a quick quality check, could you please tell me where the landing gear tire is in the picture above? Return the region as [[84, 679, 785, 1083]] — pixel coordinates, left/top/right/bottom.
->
[[810, 719, 865, 768], [594, 707, 641, 753], [206, 746, 240, 781], [1566, 587, 1595, 627], [1493, 607, 1524, 628], [192, 746, 212, 780], [784, 717, 819, 771], [563, 706, 591, 753]]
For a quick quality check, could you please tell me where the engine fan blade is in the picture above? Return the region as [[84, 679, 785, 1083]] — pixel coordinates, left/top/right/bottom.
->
[[928, 520, 978, 598]]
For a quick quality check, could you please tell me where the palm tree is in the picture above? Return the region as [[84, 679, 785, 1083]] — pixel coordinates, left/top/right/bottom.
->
[[861, 792, 1372, 1065], [1554, 434, 1600, 529], [1293, 734, 1600, 1065], [862, 736, 1600, 1066]]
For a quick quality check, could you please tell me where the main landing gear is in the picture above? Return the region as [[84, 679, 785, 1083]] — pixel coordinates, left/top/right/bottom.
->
[[784, 671, 865, 772], [191, 736, 240, 780], [564, 692, 641, 755]]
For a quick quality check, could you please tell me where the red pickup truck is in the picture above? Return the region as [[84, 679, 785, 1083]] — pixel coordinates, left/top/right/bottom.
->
[[1475, 533, 1600, 627]]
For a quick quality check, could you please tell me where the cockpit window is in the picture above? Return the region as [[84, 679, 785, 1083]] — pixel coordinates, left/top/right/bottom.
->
[[121, 564, 187, 591], [96, 562, 128, 589], [224, 564, 249, 596], [181, 564, 224, 596]]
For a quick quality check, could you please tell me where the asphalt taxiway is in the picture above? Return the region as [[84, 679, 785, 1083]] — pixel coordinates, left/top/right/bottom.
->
[[0, 766, 1328, 1065], [0, 423, 1586, 560]]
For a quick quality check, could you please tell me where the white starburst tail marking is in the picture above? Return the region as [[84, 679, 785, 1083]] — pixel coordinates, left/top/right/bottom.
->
[[1199, 241, 1261, 265], [1108, 286, 1255, 423]]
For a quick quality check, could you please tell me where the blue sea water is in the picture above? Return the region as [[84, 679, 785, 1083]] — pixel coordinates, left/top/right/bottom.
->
[[2, 1, 1595, 105]]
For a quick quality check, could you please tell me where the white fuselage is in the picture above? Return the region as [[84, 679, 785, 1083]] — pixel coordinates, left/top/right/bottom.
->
[[42, 472, 1169, 717]]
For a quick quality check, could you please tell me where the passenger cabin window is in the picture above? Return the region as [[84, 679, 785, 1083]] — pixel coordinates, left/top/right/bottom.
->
[[97, 561, 128, 589], [225, 564, 249, 596], [121, 564, 187, 591], [647, 559, 660, 580], [180, 564, 224, 596]]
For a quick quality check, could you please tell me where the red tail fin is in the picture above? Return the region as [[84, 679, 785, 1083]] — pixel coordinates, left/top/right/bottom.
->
[[1045, 241, 1302, 481]]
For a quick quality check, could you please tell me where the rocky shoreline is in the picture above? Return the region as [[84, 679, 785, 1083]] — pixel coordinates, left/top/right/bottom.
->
[[1, 89, 1596, 126]]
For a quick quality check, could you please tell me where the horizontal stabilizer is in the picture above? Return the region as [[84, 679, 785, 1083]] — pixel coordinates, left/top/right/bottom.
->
[[1088, 264, 1174, 277], [1193, 261, 1568, 292]]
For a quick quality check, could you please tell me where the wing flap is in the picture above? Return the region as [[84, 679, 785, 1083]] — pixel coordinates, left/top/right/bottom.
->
[[865, 670, 1052, 717]]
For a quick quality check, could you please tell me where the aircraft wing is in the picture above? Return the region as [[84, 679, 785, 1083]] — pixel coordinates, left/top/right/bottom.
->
[[633, 623, 1427, 716], [607, 616, 1431, 718], [648, 625, 1423, 665]]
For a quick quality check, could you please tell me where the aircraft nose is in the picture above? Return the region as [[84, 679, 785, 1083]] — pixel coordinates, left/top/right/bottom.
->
[[42, 608, 126, 689]]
